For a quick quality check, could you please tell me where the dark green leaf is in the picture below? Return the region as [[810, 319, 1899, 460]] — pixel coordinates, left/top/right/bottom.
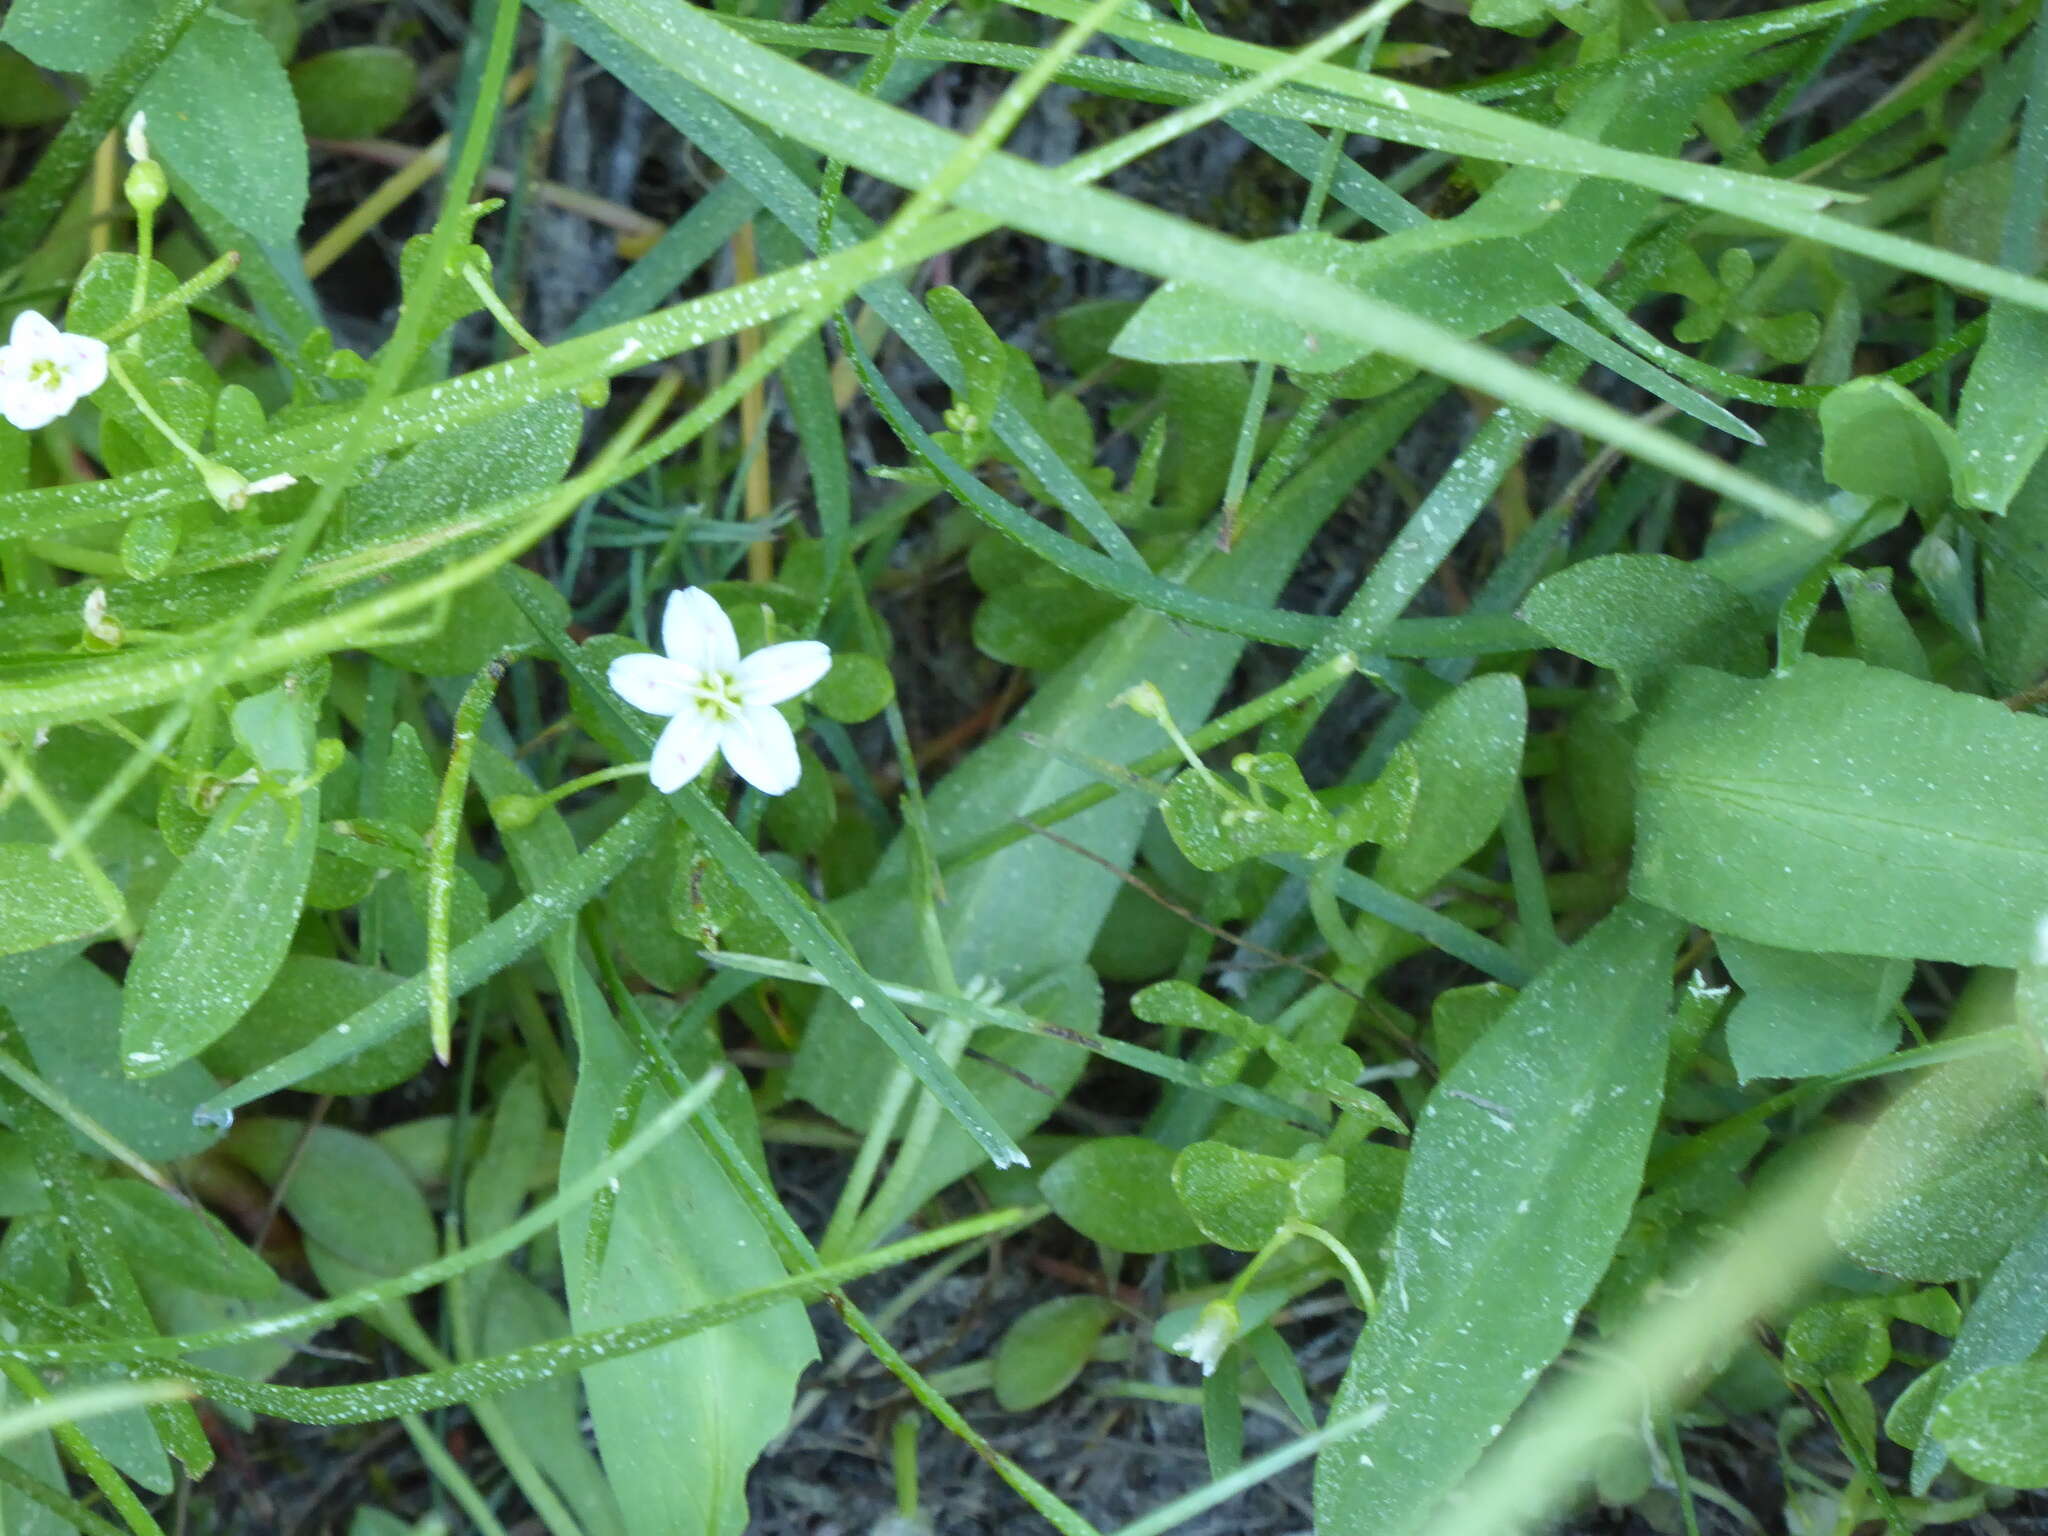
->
[[1042, 1137, 1203, 1254]]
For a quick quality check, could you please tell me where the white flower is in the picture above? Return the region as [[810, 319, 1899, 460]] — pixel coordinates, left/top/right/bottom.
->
[[1175, 1299, 1240, 1377], [199, 464, 298, 513], [82, 586, 121, 647], [607, 587, 832, 797], [0, 311, 109, 432], [125, 111, 150, 162]]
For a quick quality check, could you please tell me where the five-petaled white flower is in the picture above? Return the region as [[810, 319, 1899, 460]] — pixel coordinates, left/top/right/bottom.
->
[[0, 311, 109, 432], [608, 587, 832, 797]]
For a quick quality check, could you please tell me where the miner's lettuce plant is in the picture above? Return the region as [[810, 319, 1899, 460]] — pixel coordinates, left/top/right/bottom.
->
[[5, 0, 2048, 1532]]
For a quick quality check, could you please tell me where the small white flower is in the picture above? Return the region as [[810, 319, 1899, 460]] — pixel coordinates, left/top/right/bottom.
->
[[0, 311, 109, 432], [199, 464, 298, 512], [126, 111, 150, 162], [1175, 1299, 1240, 1377], [82, 586, 121, 647], [608, 587, 832, 797]]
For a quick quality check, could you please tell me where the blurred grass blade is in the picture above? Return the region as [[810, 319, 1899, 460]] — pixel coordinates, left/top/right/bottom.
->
[[0, 1381, 192, 1449]]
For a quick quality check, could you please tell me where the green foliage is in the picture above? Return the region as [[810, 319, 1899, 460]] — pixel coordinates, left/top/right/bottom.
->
[[3, 0, 2048, 1529], [290, 46, 417, 141], [993, 1294, 1118, 1411]]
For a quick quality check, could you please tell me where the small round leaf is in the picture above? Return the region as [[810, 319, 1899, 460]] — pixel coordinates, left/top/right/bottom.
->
[[811, 652, 896, 723]]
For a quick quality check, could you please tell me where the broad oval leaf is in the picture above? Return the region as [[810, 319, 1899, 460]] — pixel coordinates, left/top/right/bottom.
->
[[993, 1294, 1119, 1412], [122, 787, 316, 1077], [1635, 658, 2048, 964], [225, 1119, 436, 1278], [1042, 1137, 1203, 1255], [203, 955, 428, 1097], [1932, 1363, 2048, 1488], [1314, 904, 1680, 1535]]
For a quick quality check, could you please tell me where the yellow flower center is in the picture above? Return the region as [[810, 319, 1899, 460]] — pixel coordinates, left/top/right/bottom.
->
[[689, 669, 745, 722]]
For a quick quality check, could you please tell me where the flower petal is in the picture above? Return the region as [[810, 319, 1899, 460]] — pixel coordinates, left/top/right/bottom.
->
[[649, 709, 720, 793], [720, 706, 802, 796], [56, 332, 107, 397], [736, 640, 832, 707], [9, 311, 58, 353], [662, 586, 739, 674], [0, 358, 63, 432], [607, 652, 692, 717]]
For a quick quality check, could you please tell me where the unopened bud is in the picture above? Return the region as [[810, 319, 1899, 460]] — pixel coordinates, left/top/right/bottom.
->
[[490, 794, 543, 830], [125, 160, 169, 217]]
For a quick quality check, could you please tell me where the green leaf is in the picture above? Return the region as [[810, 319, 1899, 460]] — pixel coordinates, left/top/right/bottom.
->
[[1172, 1142, 1343, 1253], [0, 845, 116, 956], [1826, 982, 2048, 1281], [6, 0, 309, 247], [394, 199, 502, 347], [67, 254, 220, 460], [290, 46, 417, 140], [202, 956, 429, 1097], [1161, 761, 1340, 874], [810, 650, 895, 724], [1375, 673, 1527, 897], [475, 1269, 630, 1536], [1820, 376, 1959, 514], [786, 406, 1400, 1207], [229, 686, 313, 780], [1984, 463, 2048, 694], [1634, 659, 2048, 964], [465, 1062, 548, 1248], [1913, 1209, 2048, 1490], [1783, 1298, 1892, 1387], [95, 1180, 279, 1301], [1041, 1137, 1204, 1254], [1932, 1363, 2048, 1487], [993, 1295, 1118, 1412], [121, 786, 317, 1076], [1520, 555, 1765, 715], [1315, 904, 1680, 1535], [225, 1119, 437, 1278], [6, 958, 221, 1161], [1428, 984, 1515, 1077], [0, 42, 68, 126], [559, 966, 813, 1536], [1959, 305, 2048, 514], [1717, 939, 1908, 1083]]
